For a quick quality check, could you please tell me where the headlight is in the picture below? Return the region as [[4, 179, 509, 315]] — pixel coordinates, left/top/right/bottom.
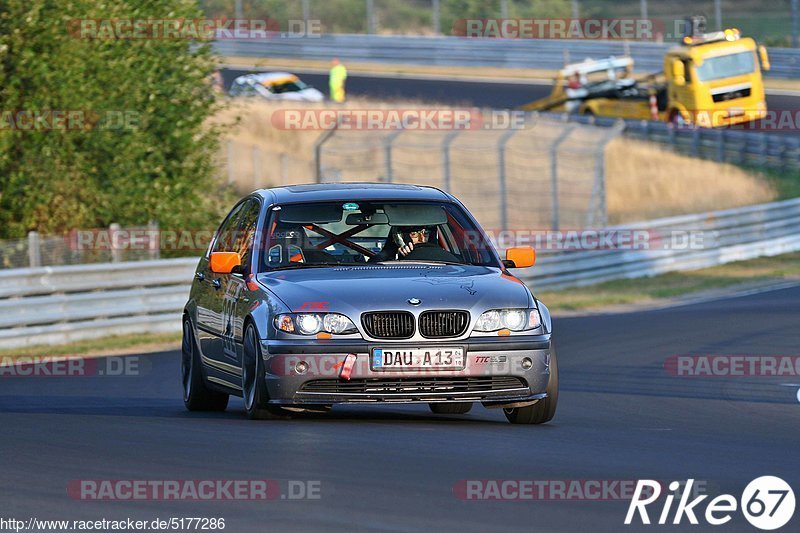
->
[[275, 314, 294, 333], [274, 313, 357, 335], [474, 310, 501, 331], [296, 314, 323, 335], [474, 308, 541, 332], [323, 313, 355, 334]]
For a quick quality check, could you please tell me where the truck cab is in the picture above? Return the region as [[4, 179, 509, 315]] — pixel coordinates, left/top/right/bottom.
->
[[665, 29, 770, 127]]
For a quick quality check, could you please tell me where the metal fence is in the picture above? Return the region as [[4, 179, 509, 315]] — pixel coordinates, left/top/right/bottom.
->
[[559, 112, 800, 171], [315, 116, 625, 231], [2, 197, 798, 348], [214, 34, 800, 79], [521, 197, 800, 290], [0, 223, 161, 270]]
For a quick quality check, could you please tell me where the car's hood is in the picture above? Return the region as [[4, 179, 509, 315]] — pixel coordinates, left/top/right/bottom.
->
[[257, 264, 531, 316]]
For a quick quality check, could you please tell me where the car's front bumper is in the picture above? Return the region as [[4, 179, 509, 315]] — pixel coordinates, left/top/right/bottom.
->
[[262, 335, 553, 406]]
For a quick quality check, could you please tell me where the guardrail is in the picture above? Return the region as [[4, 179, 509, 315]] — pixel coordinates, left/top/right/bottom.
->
[[0, 259, 197, 349], [556, 112, 800, 171], [214, 34, 800, 79], [1, 197, 799, 348], [518, 197, 800, 290]]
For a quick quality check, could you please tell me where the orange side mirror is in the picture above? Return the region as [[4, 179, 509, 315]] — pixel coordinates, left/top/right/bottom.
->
[[209, 252, 242, 274], [505, 247, 535, 268]]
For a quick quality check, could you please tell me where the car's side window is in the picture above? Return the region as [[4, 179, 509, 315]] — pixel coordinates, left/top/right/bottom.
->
[[210, 202, 246, 256], [233, 199, 261, 272]]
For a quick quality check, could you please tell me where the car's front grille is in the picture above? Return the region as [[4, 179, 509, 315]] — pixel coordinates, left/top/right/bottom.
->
[[419, 310, 469, 338], [299, 376, 527, 395], [362, 311, 415, 339]]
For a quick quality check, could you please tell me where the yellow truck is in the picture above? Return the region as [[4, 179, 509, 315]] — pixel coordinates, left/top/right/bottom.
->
[[522, 27, 771, 128]]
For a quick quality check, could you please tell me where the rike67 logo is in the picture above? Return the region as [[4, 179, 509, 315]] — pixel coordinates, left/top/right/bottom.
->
[[626, 477, 795, 530]]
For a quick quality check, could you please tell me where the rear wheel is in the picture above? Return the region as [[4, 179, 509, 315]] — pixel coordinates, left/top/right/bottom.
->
[[242, 324, 287, 420], [429, 402, 473, 415], [182, 318, 229, 412], [504, 345, 558, 425]]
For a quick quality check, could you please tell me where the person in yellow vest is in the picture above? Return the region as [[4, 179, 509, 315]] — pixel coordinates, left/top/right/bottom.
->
[[329, 58, 347, 103]]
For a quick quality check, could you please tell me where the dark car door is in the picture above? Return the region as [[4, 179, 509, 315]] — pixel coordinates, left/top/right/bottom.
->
[[216, 198, 261, 367], [195, 201, 246, 361]]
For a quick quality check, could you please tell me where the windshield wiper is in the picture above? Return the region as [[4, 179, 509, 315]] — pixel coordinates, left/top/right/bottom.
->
[[374, 260, 466, 266], [269, 262, 343, 271]]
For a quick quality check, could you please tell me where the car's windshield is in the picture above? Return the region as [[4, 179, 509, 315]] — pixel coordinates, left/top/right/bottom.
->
[[261, 200, 499, 271], [694, 51, 755, 82], [269, 80, 308, 94]]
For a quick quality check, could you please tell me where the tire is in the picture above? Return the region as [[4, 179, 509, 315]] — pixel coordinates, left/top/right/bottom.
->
[[669, 110, 687, 127], [182, 318, 229, 412], [504, 344, 558, 425], [242, 324, 287, 420], [429, 402, 473, 415]]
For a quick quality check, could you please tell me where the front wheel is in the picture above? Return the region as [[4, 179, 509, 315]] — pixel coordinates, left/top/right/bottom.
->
[[504, 344, 558, 424], [182, 318, 229, 412], [429, 402, 472, 415], [669, 110, 687, 127], [242, 324, 287, 420]]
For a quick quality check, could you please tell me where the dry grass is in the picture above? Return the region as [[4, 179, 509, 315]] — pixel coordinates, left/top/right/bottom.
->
[[216, 99, 778, 224], [215, 97, 456, 189], [605, 139, 777, 223]]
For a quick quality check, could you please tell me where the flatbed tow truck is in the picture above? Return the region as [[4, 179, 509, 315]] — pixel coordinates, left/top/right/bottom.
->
[[522, 20, 771, 128]]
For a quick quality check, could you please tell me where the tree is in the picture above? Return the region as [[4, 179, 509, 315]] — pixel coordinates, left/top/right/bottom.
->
[[0, 0, 230, 238]]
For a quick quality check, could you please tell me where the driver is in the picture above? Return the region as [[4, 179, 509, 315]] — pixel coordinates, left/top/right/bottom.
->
[[396, 226, 461, 263]]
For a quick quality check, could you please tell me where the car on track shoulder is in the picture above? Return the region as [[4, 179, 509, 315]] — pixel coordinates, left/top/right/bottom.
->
[[228, 72, 324, 102], [182, 183, 557, 424]]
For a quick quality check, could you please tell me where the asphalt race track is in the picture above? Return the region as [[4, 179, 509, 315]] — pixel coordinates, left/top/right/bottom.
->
[[221, 68, 800, 112], [2, 285, 799, 531]]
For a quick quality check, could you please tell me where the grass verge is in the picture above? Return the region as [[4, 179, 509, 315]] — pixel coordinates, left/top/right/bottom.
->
[[754, 166, 800, 200], [0, 332, 181, 360], [537, 252, 800, 313]]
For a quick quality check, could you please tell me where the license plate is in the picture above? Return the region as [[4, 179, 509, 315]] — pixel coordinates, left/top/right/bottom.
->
[[371, 347, 464, 370], [728, 108, 744, 117]]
